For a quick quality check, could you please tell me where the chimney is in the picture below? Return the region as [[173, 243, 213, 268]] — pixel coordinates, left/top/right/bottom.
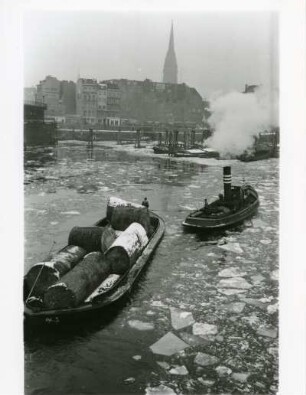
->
[[223, 166, 232, 200]]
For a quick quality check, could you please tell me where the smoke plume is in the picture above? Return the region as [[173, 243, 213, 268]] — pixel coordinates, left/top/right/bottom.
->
[[206, 88, 279, 156]]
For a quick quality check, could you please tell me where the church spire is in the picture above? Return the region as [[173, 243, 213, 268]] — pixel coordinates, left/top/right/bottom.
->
[[163, 21, 178, 84]]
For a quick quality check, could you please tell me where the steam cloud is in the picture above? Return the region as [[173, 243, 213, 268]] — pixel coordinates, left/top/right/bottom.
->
[[206, 88, 279, 156]]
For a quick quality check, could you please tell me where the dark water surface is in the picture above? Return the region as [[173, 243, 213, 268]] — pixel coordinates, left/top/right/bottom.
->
[[24, 143, 278, 395]]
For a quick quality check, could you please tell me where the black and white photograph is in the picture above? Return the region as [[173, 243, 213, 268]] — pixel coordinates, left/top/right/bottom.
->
[[1, 0, 306, 394]]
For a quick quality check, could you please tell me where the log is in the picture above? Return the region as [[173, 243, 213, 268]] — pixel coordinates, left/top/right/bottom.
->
[[68, 226, 105, 252], [106, 223, 148, 274], [101, 226, 119, 253], [106, 197, 143, 221], [25, 245, 86, 297], [44, 252, 110, 309], [110, 206, 151, 235]]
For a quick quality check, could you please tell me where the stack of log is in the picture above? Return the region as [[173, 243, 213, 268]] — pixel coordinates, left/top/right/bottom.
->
[[106, 222, 148, 274], [25, 245, 87, 297], [44, 252, 110, 309], [25, 197, 151, 310], [107, 196, 152, 236]]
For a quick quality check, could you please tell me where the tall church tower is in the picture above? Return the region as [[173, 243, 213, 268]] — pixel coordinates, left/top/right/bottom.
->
[[163, 22, 178, 84]]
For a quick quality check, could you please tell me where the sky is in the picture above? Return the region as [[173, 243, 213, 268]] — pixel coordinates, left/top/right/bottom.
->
[[23, 10, 278, 99]]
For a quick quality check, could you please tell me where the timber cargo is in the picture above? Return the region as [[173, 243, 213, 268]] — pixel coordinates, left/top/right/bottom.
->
[[24, 199, 165, 325]]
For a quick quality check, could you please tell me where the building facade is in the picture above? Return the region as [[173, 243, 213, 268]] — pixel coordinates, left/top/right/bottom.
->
[[76, 78, 99, 125], [60, 80, 76, 114], [24, 87, 37, 102], [106, 78, 205, 126], [36, 76, 64, 117]]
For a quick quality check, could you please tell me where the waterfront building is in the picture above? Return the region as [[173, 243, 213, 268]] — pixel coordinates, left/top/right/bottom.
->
[[105, 78, 205, 126], [24, 100, 57, 145], [105, 82, 121, 118], [163, 22, 178, 84], [76, 79, 121, 127], [76, 78, 99, 125], [60, 80, 76, 114], [36, 76, 64, 117], [24, 87, 37, 102], [97, 83, 108, 126]]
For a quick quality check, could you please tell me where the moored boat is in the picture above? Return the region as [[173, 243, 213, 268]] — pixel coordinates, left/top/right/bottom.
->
[[174, 147, 219, 159], [24, 201, 165, 325], [182, 166, 259, 231]]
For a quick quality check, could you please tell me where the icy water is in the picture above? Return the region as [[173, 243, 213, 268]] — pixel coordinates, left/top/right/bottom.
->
[[24, 142, 278, 395]]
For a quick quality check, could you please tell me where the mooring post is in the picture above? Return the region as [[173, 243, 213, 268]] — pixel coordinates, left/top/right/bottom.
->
[[201, 130, 205, 146], [158, 132, 162, 146]]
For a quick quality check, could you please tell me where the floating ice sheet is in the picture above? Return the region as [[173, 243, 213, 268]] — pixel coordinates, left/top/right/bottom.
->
[[218, 289, 247, 295], [218, 277, 252, 289], [150, 332, 189, 356], [170, 307, 195, 330], [223, 302, 246, 313], [218, 242, 243, 254], [128, 320, 154, 331], [169, 365, 189, 375], [215, 366, 232, 377], [193, 322, 218, 337], [218, 267, 247, 278], [194, 352, 219, 366], [231, 372, 250, 382], [145, 385, 177, 395], [257, 326, 277, 338]]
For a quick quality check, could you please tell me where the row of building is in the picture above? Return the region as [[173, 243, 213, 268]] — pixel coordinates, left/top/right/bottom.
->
[[24, 75, 208, 129]]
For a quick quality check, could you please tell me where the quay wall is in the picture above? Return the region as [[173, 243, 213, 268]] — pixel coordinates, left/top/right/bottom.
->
[[57, 129, 209, 143]]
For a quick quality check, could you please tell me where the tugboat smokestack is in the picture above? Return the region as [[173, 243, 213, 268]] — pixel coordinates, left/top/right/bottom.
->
[[223, 166, 232, 201]]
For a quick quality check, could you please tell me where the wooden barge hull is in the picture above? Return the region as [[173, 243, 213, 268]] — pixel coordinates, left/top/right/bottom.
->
[[24, 212, 165, 325]]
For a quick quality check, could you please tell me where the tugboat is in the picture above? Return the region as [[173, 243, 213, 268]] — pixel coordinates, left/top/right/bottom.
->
[[182, 166, 259, 231]]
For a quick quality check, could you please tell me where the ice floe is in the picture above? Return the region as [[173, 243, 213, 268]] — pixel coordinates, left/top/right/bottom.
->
[[218, 289, 247, 296], [231, 372, 250, 382], [215, 366, 232, 377], [223, 302, 246, 313], [170, 307, 195, 330], [252, 218, 267, 228], [239, 297, 268, 310], [197, 378, 215, 387], [179, 332, 209, 346], [145, 385, 177, 395], [257, 326, 277, 338], [156, 361, 170, 370], [150, 332, 189, 356], [251, 274, 265, 284], [151, 300, 168, 308], [218, 277, 252, 289], [218, 243, 243, 254], [194, 352, 219, 366], [169, 365, 189, 375], [124, 377, 136, 384], [260, 239, 272, 245], [270, 270, 279, 281], [242, 313, 261, 329], [132, 355, 142, 361], [218, 267, 247, 278], [267, 303, 278, 314], [192, 322, 218, 337], [128, 320, 154, 331], [60, 211, 81, 215]]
